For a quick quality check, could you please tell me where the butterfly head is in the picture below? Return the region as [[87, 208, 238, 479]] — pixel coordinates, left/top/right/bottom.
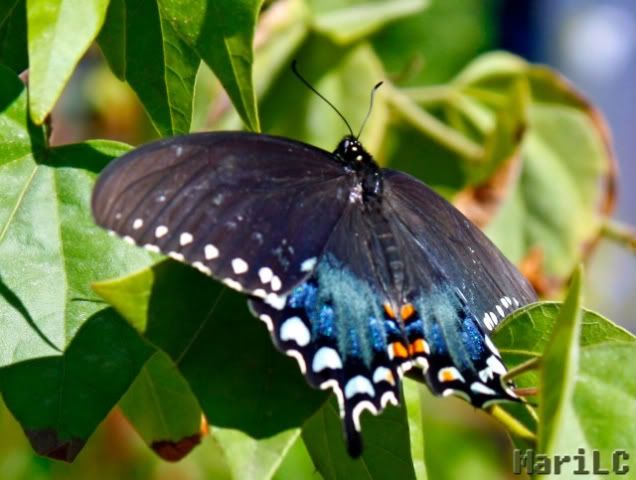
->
[[335, 136, 372, 167]]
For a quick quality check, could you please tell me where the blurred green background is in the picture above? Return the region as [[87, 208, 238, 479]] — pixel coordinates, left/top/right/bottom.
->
[[1, 0, 634, 478]]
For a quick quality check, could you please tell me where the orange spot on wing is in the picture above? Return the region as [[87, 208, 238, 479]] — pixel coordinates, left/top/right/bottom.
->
[[440, 368, 459, 382], [384, 303, 396, 319], [408, 338, 430, 355], [400, 303, 415, 320], [392, 342, 408, 358]]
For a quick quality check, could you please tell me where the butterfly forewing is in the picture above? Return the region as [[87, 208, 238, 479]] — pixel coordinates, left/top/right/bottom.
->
[[92, 132, 353, 296], [383, 169, 537, 333]]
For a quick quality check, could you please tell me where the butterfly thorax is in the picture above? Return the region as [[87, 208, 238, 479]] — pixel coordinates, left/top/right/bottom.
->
[[334, 136, 406, 301], [333, 136, 382, 202]]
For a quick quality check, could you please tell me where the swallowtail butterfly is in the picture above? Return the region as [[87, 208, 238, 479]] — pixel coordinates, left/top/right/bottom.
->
[[92, 73, 536, 456]]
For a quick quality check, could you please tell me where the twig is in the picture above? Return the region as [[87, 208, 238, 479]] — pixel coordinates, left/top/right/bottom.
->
[[502, 357, 541, 382], [384, 84, 484, 162], [489, 405, 537, 443], [601, 219, 636, 253]]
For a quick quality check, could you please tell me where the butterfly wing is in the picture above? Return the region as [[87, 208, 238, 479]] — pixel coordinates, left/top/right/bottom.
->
[[383, 169, 537, 332], [248, 204, 410, 457], [380, 169, 537, 404], [92, 132, 354, 296]]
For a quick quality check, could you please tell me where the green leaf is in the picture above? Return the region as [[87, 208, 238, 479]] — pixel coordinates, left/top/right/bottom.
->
[[435, 52, 615, 286], [0, 67, 153, 366], [539, 267, 583, 455], [493, 301, 636, 476], [372, 0, 497, 86], [485, 100, 610, 281], [0, 66, 156, 460], [404, 379, 427, 479], [309, 0, 428, 45], [214, 428, 300, 480], [0, 309, 152, 462], [0, 0, 28, 73], [26, 0, 110, 124], [119, 351, 204, 461], [302, 397, 417, 479], [98, 0, 200, 136], [94, 260, 327, 438], [157, 0, 263, 131]]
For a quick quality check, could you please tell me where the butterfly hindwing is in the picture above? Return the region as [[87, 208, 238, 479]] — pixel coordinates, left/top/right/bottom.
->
[[249, 205, 409, 456], [92, 132, 354, 296], [376, 170, 536, 405]]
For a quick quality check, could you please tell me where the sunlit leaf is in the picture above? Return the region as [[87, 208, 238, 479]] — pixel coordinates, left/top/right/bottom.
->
[[119, 351, 205, 462], [94, 260, 327, 438], [157, 0, 263, 131], [26, 0, 110, 124], [98, 0, 200, 136], [0, 66, 155, 461]]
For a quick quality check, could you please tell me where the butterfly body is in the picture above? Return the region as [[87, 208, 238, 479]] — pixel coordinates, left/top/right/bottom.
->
[[92, 131, 537, 456]]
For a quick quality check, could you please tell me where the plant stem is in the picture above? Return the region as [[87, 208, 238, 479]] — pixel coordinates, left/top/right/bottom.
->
[[502, 357, 541, 382], [489, 405, 537, 443], [525, 403, 539, 423], [384, 84, 484, 162], [601, 219, 636, 253], [402, 85, 454, 104]]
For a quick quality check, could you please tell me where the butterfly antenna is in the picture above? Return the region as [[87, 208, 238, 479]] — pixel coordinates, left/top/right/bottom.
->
[[357, 81, 383, 139], [291, 60, 354, 137]]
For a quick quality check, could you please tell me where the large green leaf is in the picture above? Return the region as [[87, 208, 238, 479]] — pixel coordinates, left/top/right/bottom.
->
[[0, 309, 152, 462], [0, 67, 153, 365], [539, 268, 583, 461], [94, 260, 327, 438], [0, 66, 156, 461], [302, 397, 416, 480], [157, 0, 263, 131], [493, 301, 636, 476], [0, 0, 28, 73], [486, 102, 609, 282], [403, 379, 427, 480], [119, 351, 205, 461], [26, 0, 110, 124], [98, 0, 200, 136]]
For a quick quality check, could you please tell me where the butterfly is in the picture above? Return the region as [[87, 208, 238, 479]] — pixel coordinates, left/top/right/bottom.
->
[[91, 69, 537, 456]]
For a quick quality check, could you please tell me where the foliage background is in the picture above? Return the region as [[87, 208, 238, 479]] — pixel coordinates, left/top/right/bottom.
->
[[0, 0, 634, 479]]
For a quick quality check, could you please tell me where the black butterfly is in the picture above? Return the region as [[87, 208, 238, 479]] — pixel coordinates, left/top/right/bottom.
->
[[92, 128, 536, 455]]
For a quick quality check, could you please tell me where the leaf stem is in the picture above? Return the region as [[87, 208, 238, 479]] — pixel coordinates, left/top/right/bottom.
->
[[384, 84, 484, 162], [601, 219, 636, 253], [525, 403, 539, 423], [402, 85, 454, 104], [502, 357, 541, 382], [489, 405, 537, 443]]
